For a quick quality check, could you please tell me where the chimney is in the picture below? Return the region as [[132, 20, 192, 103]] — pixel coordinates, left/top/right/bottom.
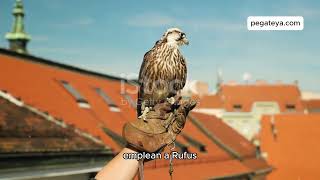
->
[[5, 0, 31, 54]]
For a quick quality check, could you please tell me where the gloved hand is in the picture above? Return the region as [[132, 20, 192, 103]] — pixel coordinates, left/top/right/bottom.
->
[[122, 96, 197, 154]]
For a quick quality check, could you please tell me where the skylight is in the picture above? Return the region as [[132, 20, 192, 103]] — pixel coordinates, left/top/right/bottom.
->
[[95, 88, 120, 112], [60, 80, 90, 108]]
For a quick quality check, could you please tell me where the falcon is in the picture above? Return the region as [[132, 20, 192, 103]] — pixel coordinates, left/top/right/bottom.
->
[[137, 28, 189, 119]]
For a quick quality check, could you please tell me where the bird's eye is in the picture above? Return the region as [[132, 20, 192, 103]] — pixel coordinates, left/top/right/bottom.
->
[[181, 33, 185, 37]]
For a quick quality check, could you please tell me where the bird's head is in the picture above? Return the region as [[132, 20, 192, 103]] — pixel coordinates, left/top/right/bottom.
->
[[160, 27, 189, 47]]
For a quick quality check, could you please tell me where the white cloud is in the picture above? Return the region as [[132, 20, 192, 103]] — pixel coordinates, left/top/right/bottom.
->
[[126, 12, 244, 31], [53, 17, 95, 28], [287, 7, 320, 18], [181, 19, 244, 32], [278, 5, 320, 19], [127, 13, 174, 27], [32, 47, 80, 55], [73, 17, 95, 25]]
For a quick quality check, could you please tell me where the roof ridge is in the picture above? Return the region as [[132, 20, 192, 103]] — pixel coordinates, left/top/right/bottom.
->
[[0, 47, 137, 84]]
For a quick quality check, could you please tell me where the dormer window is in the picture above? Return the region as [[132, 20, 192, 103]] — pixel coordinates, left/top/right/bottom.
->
[[95, 88, 120, 112], [286, 104, 296, 112], [60, 80, 90, 108], [233, 104, 242, 111]]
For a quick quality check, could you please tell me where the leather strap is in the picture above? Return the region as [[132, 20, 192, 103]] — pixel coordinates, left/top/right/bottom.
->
[[138, 159, 144, 180]]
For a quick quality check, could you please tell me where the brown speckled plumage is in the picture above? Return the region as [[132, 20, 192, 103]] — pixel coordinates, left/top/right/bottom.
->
[[137, 39, 187, 117]]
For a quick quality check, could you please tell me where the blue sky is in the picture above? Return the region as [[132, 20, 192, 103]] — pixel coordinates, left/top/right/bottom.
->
[[0, 0, 319, 92]]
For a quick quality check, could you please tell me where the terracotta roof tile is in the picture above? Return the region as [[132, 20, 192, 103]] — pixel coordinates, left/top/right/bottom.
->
[[0, 53, 131, 152], [144, 159, 252, 180], [189, 112, 256, 159], [220, 84, 305, 112], [0, 51, 272, 178], [303, 99, 320, 113], [0, 96, 106, 153], [195, 94, 223, 109], [260, 114, 320, 179], [196, 84, 305, 113]]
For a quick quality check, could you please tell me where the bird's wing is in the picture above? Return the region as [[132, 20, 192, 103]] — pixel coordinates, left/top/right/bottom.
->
[[137, 49, 155, 117], [173, 53, 187, 92], [180, 55, 187, 90]]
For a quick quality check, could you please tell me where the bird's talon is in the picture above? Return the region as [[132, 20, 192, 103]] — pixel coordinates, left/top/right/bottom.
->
[[167, 97, 175, 105]]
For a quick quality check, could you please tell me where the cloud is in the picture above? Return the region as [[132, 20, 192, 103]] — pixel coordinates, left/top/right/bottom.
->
[[127, 13, 174, 27], [73, 17, 95, 25], [181, 19, 244, 32], [53, 17, 95, 28], [126, 12, 244, 31], [287, 7, 320, 18], [32, 47, 80, 55], [276, 4, 320, 19]]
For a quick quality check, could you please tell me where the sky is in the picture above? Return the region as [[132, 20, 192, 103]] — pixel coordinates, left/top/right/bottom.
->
[[0, 0, 319, 92]]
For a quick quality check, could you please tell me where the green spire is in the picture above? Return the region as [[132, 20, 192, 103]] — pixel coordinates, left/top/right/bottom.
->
[[5, 0, 31, 54]]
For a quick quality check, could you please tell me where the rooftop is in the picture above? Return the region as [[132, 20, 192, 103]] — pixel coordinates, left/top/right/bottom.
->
[[260, 114, 320, 179], [195, 83, 305, 113], [0, 93, 109, 154], [0, 48, 271, 179]]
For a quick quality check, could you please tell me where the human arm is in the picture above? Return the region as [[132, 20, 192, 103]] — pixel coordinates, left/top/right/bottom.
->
[[94, 97, 196, 180]]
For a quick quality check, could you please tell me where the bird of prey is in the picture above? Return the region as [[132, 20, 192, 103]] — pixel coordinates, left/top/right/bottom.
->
[[137, 28, 189, 119]]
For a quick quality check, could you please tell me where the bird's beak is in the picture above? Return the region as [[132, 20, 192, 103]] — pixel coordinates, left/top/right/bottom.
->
[[183, 37, 189, 45]]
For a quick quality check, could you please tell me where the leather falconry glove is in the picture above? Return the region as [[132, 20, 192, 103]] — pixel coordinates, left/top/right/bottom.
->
[[122, 96, 197, 154]]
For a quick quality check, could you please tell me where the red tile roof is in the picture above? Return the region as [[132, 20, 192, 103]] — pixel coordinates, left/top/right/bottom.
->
[[0, 49, 271, 179], [0, 96, 107, 153], [144, 159, 252, 180], [303, 99, 320, 113], [0, 52, 136, 152], [193, 94, 223, 109], [260, 114, 320, 179], [196, 84, 305, 113], [189, 112, 256, 159]]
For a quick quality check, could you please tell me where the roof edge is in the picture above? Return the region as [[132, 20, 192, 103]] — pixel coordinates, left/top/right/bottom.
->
[[209, 171, 252, 180], [188, 114, 243, 160], [0, 47, 137, 84], [210, 165, 272, 180]]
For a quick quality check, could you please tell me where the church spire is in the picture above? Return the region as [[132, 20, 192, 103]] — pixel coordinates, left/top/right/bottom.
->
[[5, 0, 31, 54]]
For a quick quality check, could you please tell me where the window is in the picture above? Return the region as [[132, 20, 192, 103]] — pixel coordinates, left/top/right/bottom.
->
[[286, 104, 296, 112], [233, 104, 242, 111], [181, 133, 206, 152], [60, 80, 90, 108], [121, 92, 136, 109], [95, 88, 120, 112]]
